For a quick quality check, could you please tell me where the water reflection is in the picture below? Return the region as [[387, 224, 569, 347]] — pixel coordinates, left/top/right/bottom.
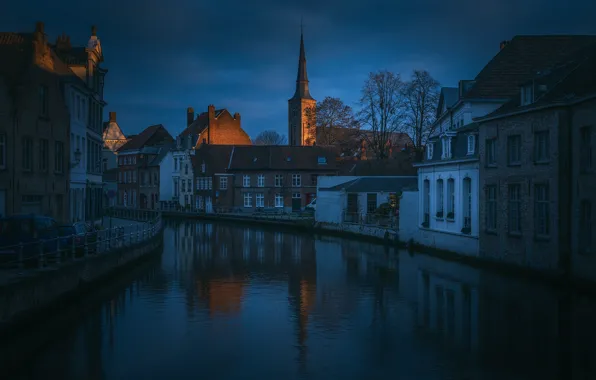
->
[[7, 220, 596, 379]]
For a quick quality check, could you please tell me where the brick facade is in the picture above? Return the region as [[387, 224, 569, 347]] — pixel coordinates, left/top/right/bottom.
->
[[0, 26, 71, 222], [231, 171, 325, 212], [478, 110, 564, 271]]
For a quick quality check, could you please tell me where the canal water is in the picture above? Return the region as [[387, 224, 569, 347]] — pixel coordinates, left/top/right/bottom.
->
[[5, 220, 596, 379]]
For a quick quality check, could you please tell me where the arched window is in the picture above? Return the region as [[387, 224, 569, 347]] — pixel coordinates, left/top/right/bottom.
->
[[436, 179, 444, 217], [422, 179, 430, 226]]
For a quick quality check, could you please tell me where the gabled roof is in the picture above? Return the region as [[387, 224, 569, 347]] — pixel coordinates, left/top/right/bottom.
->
[[463, 35, 596, 100], [319, 177, 418, 193], [181, 109, 226, 137], [477, 42, 596, 121], [227, 146, 338, 171], [344, 153, 418, 176], [118, 124, 172, 152], [436, 87, 459, 118]]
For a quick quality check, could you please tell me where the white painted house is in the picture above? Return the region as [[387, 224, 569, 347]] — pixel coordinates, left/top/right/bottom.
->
[[316, 176, 417, 225], [406, 83, 509, 256], [158, 149, 175, 208], [55, 26, 108, 223], [172, 134, 196, 208], [64, 80, 88, 223]]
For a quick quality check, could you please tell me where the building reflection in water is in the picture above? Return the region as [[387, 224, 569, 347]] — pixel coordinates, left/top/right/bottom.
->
[[11, 220, 596, 380]]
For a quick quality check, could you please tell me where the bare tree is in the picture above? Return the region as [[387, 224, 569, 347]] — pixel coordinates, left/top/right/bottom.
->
[[358, 70, 406, 159], [403, 70, 440, 152], [253, 130, 287, 145], [304, 97, 359, 146]]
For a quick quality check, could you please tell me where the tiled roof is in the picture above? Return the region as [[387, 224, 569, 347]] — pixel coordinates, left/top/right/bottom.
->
[[118, 124, 172, 152], [345, 153, 418, 176], [191, 144, 235, 174], [227, 145, 338, 171], [477, 42, 596, 120], [0, 31, 79, 85], [320, 177, 418, 193], [463, 35, 596, 100], [182, 111, 210, 137]]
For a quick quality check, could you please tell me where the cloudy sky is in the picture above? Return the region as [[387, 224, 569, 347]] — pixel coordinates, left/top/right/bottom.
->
[[3, 0, 596, 138]]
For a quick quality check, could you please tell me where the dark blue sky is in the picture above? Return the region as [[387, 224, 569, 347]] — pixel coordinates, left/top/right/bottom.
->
[[4, 0, 596, 139]]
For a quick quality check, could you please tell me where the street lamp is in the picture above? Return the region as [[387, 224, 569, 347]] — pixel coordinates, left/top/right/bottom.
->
[[70, 149, 82, 168]]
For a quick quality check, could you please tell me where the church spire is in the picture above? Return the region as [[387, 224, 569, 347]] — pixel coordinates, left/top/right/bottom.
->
[[292, 24, 313, 100]]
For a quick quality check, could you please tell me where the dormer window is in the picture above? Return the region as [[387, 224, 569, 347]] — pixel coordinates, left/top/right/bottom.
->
[[521, 84, 534, 106], [467, 135, 476, 155], [441, 137, 452, 159], [427, 143, 434, 160]]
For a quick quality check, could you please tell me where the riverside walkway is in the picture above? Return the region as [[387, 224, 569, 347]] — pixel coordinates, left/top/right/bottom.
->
[[0, 211, 161, 287]]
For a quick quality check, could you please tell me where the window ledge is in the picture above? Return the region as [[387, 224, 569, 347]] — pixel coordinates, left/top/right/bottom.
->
[[435, 217, 444, 221], [446, 218, 455, 223]]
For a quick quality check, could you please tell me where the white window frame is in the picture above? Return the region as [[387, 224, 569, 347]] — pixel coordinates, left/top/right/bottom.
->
[[243, 175, 250, 187], [256, 193, 264, 208], [257, 174, 265, 187], [220, 176, 228, 190], [243, 192, 252, 208], [292, 174, 301, 187], [427, 142, 434, 160], [275, 194, 284, 208], [467, 135, 475, 155], [275, 174, 283, 187]]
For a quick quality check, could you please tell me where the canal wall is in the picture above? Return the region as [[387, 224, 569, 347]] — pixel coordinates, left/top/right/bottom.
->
[[163, 211, 402, 245], [0, 218, 164, 336]]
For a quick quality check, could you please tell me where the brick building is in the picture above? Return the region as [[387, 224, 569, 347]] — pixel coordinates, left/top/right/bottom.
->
[[228, 146, 339, 212], [0, 22, 71, 221], [476, 42, 596, 275], [117, 124, 173, 208], [191, 144, 235, 212], [172, 104, 251, 208]]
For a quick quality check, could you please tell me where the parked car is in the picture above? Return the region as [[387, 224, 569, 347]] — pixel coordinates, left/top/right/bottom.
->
[[58, 222, 99, 257], [0, 214, 59, 267]]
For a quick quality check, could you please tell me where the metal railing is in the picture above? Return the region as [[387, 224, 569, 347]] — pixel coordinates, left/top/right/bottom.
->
[[343, 211, 398, 228], [0, 215, 162, 270]]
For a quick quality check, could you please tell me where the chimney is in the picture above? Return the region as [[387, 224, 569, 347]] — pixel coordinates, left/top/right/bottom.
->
[[35, 21, 44, 34], [233, 112, 241, 121], [186, 107, 194, 127], [109, 112, 116, 122], [208, 104, 215, 119], [500, 40, 510, 50], [55, 33, 72, 52]]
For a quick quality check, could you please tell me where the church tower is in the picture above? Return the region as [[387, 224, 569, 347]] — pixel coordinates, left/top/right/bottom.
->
[[288, 28, 316, 146]]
